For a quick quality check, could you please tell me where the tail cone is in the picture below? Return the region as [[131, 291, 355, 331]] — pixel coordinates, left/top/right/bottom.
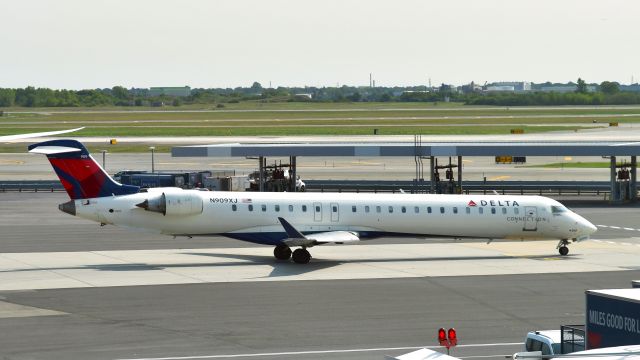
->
[[58, 200, 76, 216]]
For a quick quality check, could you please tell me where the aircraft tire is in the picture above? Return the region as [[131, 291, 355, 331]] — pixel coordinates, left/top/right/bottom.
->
[[559, 246, 569, 256], [274, 245, 292, 260], [292, 248, 311, 264]]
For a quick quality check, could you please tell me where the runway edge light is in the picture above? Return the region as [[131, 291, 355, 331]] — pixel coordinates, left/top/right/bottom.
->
[[438, 327, 449, 348], [448, 328, 458, 347]]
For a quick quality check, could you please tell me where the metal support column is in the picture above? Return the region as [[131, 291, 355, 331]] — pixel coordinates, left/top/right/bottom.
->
[[631, 156, 637, 201], [290, 156, 297, 192], [429, 156, 435, 194], [610, 156, 617, 202], [457, 156, 462, 194], [259, 156, 265, 192]]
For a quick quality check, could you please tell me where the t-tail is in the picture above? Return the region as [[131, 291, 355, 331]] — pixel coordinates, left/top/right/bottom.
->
[[28, 140, 139, 202]]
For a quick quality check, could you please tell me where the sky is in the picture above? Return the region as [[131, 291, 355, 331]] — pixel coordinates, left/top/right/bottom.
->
[[2, 0, 639, 89]]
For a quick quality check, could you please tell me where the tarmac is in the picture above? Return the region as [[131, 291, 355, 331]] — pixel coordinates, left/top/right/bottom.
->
[[1, 192, 640, 360]]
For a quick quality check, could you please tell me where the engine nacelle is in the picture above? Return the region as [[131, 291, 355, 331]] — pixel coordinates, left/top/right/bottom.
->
[[136, 192, 203, 216]]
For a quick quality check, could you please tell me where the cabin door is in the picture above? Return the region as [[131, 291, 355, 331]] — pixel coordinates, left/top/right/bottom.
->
[[313, 202, 322, 222], [330, 202, 339, 222], [523, 206, 538, 231]]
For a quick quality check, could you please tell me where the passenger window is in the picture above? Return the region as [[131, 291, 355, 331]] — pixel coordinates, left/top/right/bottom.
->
[[502, 208, 507, 214], [289, 205, 293, 212], [365, 206, 370, 213], [453, 207, 458, 214], [376, 206, 381, 213], [479, 207, 484, 214], [316, 206, 321, 212], [414, 206, 419, 213], [388, 206, 393, 213], [302, 205, 307, 212], [491, 208, 496, 214], [248, 204, 254, 212], [514, 208, 519, 215], [541, 344, 552, 356], [427, 207, 432, 214], [332, 206, 337, 213], [440, 207, 445, 214], [232, 204, 237, 211], [262, 204, 267, 212], [275, 205, 280, 212], [401, 206, 406, 213], [465, 207, 471, 214], [352, 206, 357, 213]]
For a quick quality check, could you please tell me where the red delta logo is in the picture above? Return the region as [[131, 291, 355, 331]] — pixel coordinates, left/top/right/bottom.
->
[[468, 200, 477, 207]]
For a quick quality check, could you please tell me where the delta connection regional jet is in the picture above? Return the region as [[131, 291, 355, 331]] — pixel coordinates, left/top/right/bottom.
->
[[30, 139, 597, 264]]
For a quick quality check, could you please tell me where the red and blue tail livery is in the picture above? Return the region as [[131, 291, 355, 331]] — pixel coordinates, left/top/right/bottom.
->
[[28, 139, 139, 199]]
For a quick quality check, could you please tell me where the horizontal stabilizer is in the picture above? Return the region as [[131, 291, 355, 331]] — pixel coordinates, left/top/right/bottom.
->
[[29, 145, 82, 155]]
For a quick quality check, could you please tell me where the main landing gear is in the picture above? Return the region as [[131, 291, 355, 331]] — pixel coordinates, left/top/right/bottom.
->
[[557, 239, 570, 256], [273, 245, 311, 264], [274, 244, 292, 260]]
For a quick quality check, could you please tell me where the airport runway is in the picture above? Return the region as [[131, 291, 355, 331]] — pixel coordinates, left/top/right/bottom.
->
[[1, 193, 640, 360]]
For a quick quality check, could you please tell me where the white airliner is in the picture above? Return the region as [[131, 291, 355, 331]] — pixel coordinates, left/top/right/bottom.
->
[[29, 139, 597, 264], [0, 127, 84, 142]]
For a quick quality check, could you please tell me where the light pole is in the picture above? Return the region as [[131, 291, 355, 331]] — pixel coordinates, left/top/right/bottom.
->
[[100, 150, 107, 170], [149, 146, 155, 173]]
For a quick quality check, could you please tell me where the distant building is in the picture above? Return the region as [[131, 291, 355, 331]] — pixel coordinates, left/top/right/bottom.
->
[[538, 85, 597, 93], [460, 81, 483, 94], [148, 86, 191, 97], [486, 85, 515, 92], [485, 82, 531, 92]]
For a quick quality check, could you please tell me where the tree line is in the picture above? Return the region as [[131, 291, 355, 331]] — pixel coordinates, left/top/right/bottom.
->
[[1, 80, 640, 107]]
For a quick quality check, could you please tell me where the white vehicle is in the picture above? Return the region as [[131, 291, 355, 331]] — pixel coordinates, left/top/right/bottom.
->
[[524, 330, 562, 357], [29, 140, 597, 264], [552, 345, 640, 359], [515, 345, 640, 360]]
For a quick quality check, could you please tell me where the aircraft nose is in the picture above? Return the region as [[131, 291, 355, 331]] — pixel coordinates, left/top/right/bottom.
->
[[579, 217, 598, 235]]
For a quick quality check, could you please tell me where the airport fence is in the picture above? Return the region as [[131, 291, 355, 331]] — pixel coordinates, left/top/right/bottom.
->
[[0, 181, 64, 193]]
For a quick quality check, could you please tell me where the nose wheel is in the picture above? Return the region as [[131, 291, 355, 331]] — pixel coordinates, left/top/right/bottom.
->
[[292, 248, 311, 264], [557, 239, 570, 256]]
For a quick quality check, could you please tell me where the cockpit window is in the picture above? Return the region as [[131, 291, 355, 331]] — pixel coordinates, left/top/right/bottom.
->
[[551, 205, 567, 214]]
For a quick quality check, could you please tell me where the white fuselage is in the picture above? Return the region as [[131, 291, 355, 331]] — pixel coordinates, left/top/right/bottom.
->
[[69, 189, 596, 246]]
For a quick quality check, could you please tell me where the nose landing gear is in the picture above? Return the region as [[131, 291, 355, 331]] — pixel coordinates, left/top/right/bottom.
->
[[557, 239, 570, 256]]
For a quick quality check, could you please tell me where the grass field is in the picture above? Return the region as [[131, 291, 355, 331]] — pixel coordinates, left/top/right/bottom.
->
[[0, 102, 636, 141]]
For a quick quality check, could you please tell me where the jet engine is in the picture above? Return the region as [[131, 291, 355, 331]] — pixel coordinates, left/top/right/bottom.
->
[[136, 192, 203, 216]]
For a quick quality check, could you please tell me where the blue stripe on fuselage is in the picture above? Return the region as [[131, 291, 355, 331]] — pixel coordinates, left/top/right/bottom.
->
[[220, 231, 427, 246]]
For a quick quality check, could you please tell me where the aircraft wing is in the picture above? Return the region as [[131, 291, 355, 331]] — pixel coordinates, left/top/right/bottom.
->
[[278, 217, 360, 247], [0, 127, 85, 142]]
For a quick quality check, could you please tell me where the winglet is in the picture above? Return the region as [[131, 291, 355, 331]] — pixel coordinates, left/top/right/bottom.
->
[[278, 217, 307, 239], [1, 127, 85, 142]]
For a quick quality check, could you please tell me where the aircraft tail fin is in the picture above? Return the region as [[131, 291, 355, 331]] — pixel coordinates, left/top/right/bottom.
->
[[28, 139, 139, 200]]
